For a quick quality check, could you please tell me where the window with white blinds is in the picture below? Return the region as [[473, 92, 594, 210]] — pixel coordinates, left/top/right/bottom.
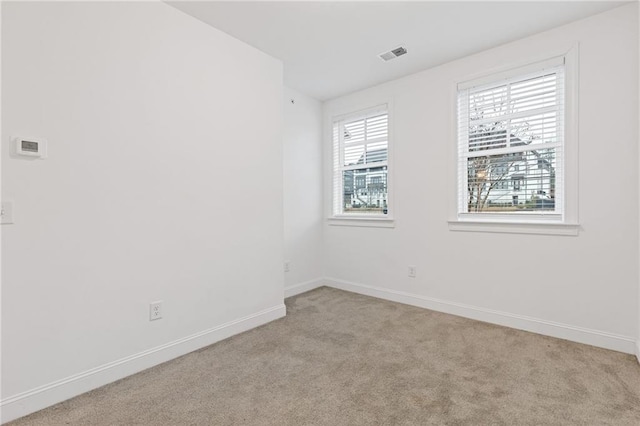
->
[[332, 105, 389, 217], [457, 58, 565, 221]]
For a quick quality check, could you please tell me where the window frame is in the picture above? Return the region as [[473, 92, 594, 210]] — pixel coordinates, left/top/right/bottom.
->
[[329, 102, 395, 228], [448, 47, 580, 236]]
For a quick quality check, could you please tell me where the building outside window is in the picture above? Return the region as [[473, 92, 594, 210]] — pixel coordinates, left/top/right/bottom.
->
[[332, 105, 390, 216], [456, 57, 566, 219]]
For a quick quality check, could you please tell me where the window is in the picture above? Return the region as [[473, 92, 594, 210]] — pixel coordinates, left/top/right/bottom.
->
[[456, 56, 568, 225], [332, 105, 390, 220]]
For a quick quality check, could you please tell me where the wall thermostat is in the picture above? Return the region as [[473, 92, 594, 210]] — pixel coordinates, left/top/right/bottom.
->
[[15, 137, 47, 158]]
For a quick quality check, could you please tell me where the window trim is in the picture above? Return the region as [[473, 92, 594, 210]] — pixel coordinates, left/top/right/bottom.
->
[[328, 101, 395, 228], [448, 46, 579, 236]]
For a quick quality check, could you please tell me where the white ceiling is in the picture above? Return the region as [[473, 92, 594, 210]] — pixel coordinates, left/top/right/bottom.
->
[[168, 1, 627, 101]]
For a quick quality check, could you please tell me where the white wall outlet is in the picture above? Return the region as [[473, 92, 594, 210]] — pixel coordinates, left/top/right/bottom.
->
[[1, 201, 14, 224], [408, 265, 417, 278], [284, 261, 290, 272], [149, 301, 162, 321]]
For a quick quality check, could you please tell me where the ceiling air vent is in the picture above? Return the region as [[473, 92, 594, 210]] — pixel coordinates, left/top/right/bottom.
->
[[378, 46, 407, 62]]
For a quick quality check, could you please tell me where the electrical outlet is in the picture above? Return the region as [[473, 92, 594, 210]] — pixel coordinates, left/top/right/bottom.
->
[[149, 301, 162, 321], [408, 266, 417, 278], [284, 261, 290, 272], [1, 201, 14, 224]]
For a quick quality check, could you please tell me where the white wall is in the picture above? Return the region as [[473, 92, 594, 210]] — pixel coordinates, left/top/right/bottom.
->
[[283, 88, 324, 296], [638, 0, 640, 365], [1, 2, 284, 421], [323, 4, 639, 353]]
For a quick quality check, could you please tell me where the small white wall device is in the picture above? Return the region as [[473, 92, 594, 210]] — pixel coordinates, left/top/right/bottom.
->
[[15, 137, 47, 158]]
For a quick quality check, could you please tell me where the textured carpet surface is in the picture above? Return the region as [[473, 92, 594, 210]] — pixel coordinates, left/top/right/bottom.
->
[[9, 287, 640, 425]]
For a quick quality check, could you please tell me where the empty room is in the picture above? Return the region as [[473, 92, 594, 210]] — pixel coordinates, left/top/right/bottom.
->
[[1, 0, 639, 424]]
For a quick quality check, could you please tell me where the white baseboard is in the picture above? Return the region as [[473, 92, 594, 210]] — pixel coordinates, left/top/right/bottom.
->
[[325, 278, 636, 355], [0, 304, 286, 424], [284, 278, 324, 298], [636, 340, 640, 365]]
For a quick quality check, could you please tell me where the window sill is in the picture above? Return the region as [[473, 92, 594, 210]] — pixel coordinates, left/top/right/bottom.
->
[[448, 220, 579, 236], [328, 216, 395, 228]]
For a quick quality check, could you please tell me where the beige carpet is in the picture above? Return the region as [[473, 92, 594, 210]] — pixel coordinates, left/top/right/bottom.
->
[[8, 287, 640, 425]]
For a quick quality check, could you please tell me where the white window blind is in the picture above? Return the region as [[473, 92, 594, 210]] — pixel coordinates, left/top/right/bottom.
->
[[457, 61, 565, 220], [333, 106, 389, 216]]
